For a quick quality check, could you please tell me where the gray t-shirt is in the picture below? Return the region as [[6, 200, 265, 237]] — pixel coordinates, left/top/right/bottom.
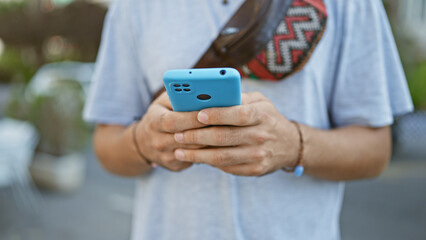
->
[[84, 0, 413, 239]]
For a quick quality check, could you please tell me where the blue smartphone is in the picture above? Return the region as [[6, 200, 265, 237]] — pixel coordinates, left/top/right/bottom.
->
[[163, 68, 241, 112]]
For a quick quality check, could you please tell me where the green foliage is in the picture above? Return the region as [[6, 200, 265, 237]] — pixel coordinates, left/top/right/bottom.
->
[[0, 47, 37, 84], [6, 79, 89, 156], [0, 1, 28, 14], [406, 61, 426, 110], [4, 81, 30, 120], [391, 25, 426, 110]]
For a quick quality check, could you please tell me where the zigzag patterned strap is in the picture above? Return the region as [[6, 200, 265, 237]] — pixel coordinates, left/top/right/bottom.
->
[[239, 0, 328, 81], [153, 0, 327, 100]]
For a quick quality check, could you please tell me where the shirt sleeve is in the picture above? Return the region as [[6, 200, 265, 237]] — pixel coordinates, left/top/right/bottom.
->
[[329, 0, 413, 128], [83, 1, 152, 126]]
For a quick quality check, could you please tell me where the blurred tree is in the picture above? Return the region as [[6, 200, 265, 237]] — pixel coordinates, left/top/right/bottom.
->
[[0, 0, 106, 83], [383, 0, 426, 110], [0, 1, 106, 67]]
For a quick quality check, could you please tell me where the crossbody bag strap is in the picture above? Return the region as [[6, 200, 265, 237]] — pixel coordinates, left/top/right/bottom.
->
[[153, 0, 292, 100]]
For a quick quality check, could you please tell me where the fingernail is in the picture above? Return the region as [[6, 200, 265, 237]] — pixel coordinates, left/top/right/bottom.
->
[[198, 111, 208, 124], [151, 163, 158, 168], [175, 149, 185, 160], [174, 133, 183, 143]]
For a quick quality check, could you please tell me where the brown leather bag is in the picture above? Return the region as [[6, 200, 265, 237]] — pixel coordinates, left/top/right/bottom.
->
[[195, 0, 293, 68]]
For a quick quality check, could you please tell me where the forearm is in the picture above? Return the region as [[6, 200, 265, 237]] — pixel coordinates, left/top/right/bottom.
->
[[94, 124, 152, 177], [301, 124, 391, 181]]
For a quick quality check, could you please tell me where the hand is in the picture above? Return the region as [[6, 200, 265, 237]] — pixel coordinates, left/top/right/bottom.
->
[[173, 92, 300, 176], [135, 92, 206, 171]]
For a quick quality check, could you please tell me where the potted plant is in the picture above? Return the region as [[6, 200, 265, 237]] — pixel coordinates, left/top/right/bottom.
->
[[7, 78, 89, 192]]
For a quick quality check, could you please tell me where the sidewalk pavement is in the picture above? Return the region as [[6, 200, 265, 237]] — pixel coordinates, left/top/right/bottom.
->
[[341, 158, 426, 240], [1, 152, 425, 240]]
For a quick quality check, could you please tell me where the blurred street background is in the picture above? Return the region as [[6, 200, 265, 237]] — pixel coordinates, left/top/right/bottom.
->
[[0, 0, 425, 240]]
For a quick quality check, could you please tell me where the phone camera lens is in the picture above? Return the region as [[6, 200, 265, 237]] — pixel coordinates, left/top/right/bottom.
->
[[220, 70, 226, 75]]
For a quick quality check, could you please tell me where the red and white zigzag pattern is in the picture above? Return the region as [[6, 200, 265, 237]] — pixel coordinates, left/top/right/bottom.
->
[[240, 0, 327, 81]]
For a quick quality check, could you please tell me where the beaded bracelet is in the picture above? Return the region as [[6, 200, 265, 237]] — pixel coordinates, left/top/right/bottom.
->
[[132, 122, 153, 166], [283, 121, 304, 177]]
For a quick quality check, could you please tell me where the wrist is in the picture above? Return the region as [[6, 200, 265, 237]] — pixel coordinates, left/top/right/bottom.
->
[[131, 121, 154, 167], [282, 121, 304, 176], [93, 124, 152, 177]]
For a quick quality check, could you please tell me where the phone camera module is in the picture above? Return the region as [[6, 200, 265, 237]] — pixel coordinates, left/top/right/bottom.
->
[[220, 70, 226, 75]]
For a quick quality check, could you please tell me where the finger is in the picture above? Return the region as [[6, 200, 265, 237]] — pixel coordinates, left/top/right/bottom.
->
[[153, 92, 207, 132], [153, 91, 172, 109], [157, 110, 207, 133], [217, 163, 271, 177], [197, 103, 262, 126], [156, 153, 193, 172], [178, 144, 206, 149], [174, 146, 264, 167], [175, 126, 271, 146], [241, 92, 266, 105], [151, 133, 205, 152]]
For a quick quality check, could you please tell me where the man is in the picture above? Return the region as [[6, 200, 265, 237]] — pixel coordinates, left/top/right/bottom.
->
[[84, 0, 413, 239]]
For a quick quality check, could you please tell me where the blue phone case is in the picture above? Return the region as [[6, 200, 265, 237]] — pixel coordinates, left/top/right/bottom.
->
[[163, 68, 241, 112]]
